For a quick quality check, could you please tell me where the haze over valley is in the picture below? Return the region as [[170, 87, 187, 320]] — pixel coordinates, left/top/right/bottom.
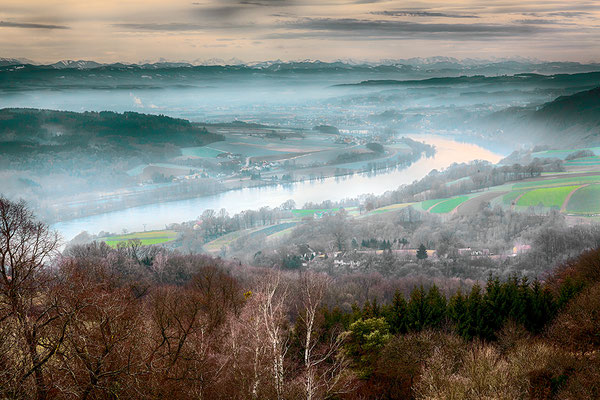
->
[[2, 1, 600, 398]]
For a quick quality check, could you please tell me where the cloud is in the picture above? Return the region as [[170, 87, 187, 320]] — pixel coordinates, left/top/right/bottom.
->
[[522, 11, 591, 18], [269, 18, 547, 40], [194, 6, 247, 19], [0, 21, 69, 29], [547, 12, 591, 18], [238, 0, 295, 5], [371, 11, 479, 19], [514, 19, 560, 25], [113, 23, 206, 31]]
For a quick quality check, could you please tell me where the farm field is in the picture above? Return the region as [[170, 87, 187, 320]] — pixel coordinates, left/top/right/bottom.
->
[[512, 174, 600, 190], [209, 141, 285, 157], [203, 222, 298, 253], [246, 222, 298, 239], [566, 184, 600, 214], [181, 146, 225, 158], [564, 156, 600, 167], [203, 227, 265, 253], [516, 185, 580, 208], [102, 230, 178, 247], [206, 134, 347, 159], [456, 191, 506, 215], [430, 196, 470, 213], [531, 147, 600, 160], [502, 190, 528, 205], [365, 202, 413, 215], [421, 198, 445, 210]]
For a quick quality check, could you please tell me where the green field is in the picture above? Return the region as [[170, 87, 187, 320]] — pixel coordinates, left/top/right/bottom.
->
[[366, 203, 413, 215], [512, 175, 600, 190], [292, 208, 340, 217], [430, 196, 469, 213], [502, 190, 528, 205], [516, 185, 580, 208], [421, 199, 444, 210], [566, 184, 600, 214], [102, 230, 178, 247]]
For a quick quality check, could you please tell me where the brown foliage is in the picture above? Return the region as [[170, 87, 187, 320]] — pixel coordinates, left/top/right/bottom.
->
[[548, 282, 600, 353]]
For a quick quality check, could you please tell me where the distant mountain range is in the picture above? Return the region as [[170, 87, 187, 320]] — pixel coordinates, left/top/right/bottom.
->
[[1, 57, 599, 75]]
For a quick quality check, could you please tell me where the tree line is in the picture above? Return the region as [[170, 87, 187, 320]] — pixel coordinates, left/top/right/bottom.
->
[[2, 196, 600, 399]]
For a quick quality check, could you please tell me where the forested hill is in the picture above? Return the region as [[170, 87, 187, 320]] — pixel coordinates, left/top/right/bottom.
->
[[337, 71, 600, 89], [534, 86, 600, 127], [531, 86, 600, 144], [485, 86, 600, 147], [0, 108, 223, 154]]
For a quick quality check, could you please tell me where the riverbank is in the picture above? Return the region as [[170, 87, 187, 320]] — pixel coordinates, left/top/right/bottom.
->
[[51, 136, 503, 241], [43, 140, 433, 224]]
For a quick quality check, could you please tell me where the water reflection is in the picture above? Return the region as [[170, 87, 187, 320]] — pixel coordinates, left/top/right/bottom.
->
[[52, 136, 502, 240]]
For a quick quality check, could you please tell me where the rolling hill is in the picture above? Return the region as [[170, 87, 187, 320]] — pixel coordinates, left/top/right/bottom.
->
[[486, 86, 600, 147]]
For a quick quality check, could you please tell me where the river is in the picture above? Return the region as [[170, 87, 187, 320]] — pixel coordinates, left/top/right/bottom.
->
[[51, 136, 503, 240]]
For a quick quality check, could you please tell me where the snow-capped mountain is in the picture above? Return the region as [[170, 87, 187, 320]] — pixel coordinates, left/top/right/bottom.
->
[[0, 57, 35, 67], [50, 60, 103, 69]]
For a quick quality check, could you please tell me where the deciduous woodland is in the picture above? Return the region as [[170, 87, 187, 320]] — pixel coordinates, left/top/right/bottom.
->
[[2, 196, 600, 399]]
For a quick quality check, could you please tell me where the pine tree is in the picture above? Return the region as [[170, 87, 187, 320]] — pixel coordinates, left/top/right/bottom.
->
[[463, 284, 494, 340], [425, 285, 447, 329], [385, 290, 408, 334], [416, 244, 428, 260], [406, 286, 427, 331], [526, 280, 556, 334], [448, 289, 468, 335]]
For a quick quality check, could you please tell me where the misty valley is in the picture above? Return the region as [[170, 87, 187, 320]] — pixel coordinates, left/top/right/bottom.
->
[[2, 57, 600, 399]]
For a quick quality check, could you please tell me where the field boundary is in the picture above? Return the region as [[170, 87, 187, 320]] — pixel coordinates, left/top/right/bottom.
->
[[561, 184, 590, 212]]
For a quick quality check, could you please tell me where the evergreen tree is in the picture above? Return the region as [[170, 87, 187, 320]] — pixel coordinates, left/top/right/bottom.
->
[[416, 244, 428, 260], [384, 290, 408, 334], [448, 289, 468, 334], [526, 280, 557, 334], [343, 318, 391, 379], [425, 285, 447, 329], [463, 284, 494, 340], [406, 286, 427, 331]]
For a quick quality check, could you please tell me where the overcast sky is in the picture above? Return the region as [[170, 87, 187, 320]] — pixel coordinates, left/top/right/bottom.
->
[[2, 0, 600, 63]]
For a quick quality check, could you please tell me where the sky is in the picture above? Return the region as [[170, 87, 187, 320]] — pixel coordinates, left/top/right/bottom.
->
[[1, 0, 600, 63]]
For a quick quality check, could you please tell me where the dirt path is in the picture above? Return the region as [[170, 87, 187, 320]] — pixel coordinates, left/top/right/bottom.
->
[[511, 192, 527, 210], [561, 184, 589, 212], [456, 191, 507, 215]]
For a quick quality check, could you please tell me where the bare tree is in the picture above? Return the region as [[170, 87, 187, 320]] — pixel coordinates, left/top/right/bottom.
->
[[0, 197, 61, 400], [297, 272, 354, 400], [51, 260, 144, 400], [258, 273, 289, 400]]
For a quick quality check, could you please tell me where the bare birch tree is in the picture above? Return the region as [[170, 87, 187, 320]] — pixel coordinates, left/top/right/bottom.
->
[[297, 272, 355, 400]]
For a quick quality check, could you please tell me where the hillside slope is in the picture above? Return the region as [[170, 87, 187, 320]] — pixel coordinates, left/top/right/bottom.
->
[[486, 86, 600, 147], [0, 108, 223, 156]]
